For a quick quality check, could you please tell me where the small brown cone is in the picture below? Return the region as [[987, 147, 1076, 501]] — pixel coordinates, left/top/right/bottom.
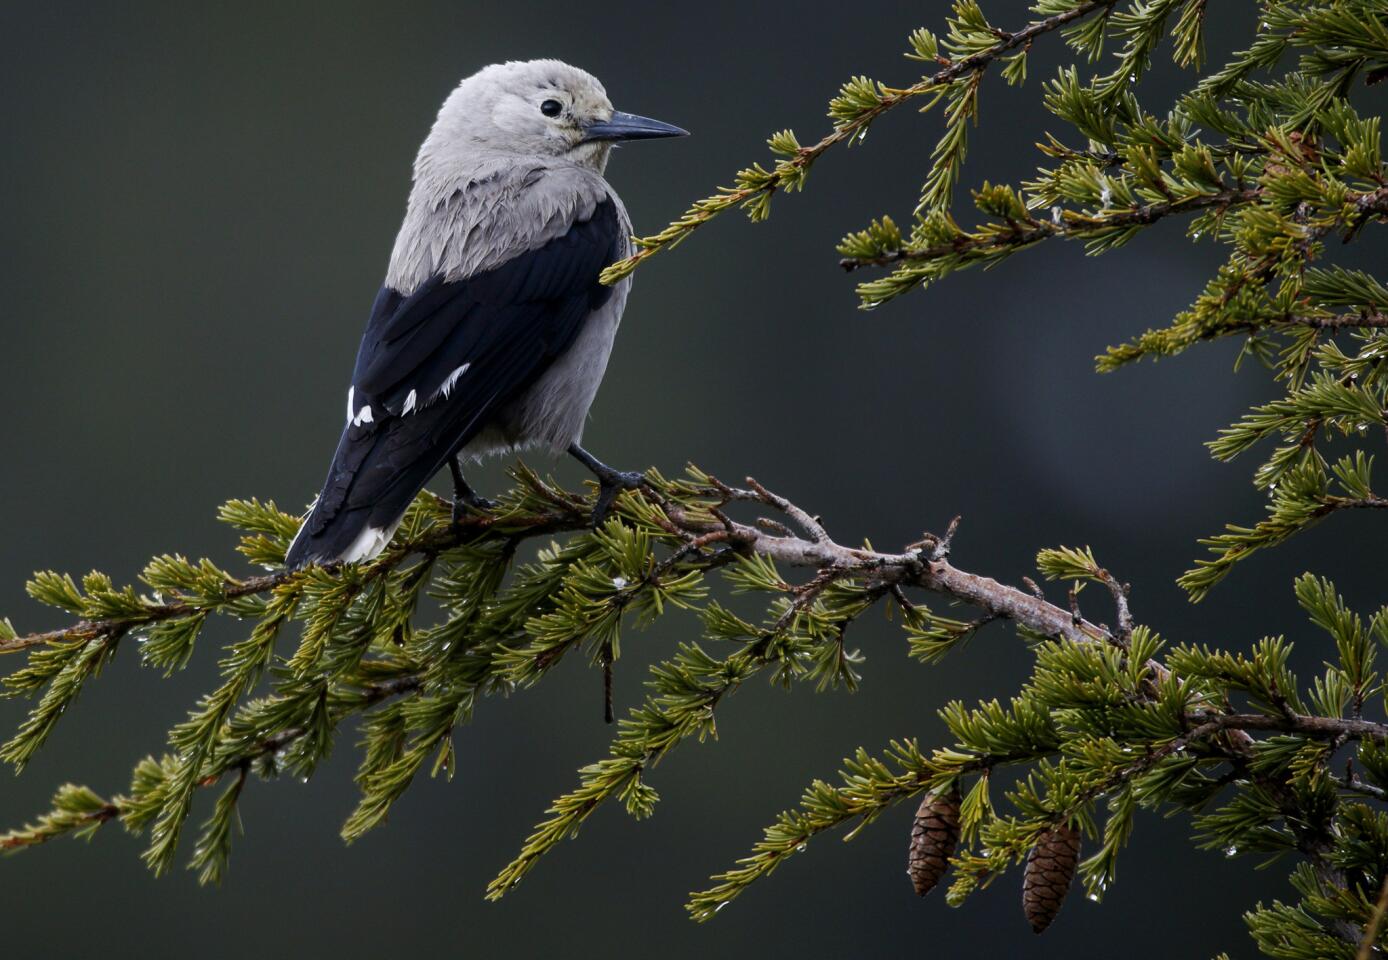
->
[[907, 787, 961, 896], [1022, 824, 1081, 933]]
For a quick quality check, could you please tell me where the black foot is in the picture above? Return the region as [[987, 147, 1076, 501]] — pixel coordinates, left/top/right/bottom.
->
[[592, 471, 643, 527], [568, 444, 643, 527], [451, 493, 497, 525], [448, 457, 496, 524]]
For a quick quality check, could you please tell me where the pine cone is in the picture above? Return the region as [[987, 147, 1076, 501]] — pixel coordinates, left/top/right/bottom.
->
[[907, 787, 961, 896], [1022, 823, 1080, 933]]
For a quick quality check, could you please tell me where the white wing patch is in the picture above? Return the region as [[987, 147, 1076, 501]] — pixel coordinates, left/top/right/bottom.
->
[[352, 363, 472, 426], [397, 364, 471, 418], [440, 363, 471, 397], [347, 385, 375, 426], [340, 524, 393, 563]]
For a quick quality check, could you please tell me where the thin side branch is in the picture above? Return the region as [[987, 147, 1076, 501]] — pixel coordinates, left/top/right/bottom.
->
[[600, 0, 1119, 283], [839, 188, 1260, 270]]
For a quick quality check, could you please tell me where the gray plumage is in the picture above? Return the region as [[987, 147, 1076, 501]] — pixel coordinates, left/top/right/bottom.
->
[[389, 66, 633, 461], [284, 60, 685, 568]]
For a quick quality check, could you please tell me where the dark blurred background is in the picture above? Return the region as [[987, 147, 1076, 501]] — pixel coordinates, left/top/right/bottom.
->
[[1, 2, 1381, 957]]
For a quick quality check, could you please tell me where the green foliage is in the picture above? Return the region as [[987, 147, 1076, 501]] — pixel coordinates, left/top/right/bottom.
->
[[691, 575, 1388, 955], [688, 740, 941, 921], [4, 2, 1388, 957], [611, 0, 1388, 602], [0, 467, 981, 898], [0, 784, 116, 852], [3, 468, 1386, 957], [6, 470, 1383, 957], [595, 0, 1388, 953]]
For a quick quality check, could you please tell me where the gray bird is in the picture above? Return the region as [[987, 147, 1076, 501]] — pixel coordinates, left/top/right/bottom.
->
[[285, 60, 686, 568]]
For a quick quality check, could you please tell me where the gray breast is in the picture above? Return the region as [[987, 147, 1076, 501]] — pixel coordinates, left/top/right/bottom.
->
[[459, 187, 634, 459], [474, 272, 632, 456]]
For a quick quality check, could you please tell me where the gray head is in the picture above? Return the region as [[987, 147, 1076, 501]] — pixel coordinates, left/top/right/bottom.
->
[[423, 59, 686, 173]]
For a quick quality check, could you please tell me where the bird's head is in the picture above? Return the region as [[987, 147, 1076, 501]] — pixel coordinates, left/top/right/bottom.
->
[[427, 60, 687, 172]]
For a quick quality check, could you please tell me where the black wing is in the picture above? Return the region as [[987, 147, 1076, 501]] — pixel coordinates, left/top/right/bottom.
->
[[285, 198, 622, 567]]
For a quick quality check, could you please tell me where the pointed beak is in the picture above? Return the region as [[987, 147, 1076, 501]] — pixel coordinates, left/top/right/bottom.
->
[[581, 110, 689, 143]]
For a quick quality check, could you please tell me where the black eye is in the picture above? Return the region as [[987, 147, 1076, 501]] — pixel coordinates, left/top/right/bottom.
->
[[540, 99, 563, 117]]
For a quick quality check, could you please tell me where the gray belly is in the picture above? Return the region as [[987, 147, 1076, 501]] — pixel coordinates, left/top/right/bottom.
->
[[461, 278, 630, 460]]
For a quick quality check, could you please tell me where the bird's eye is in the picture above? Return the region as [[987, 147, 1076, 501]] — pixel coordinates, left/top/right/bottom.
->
[[540, 99, 563, 117]]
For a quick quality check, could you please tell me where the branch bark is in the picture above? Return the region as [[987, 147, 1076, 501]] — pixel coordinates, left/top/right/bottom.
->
[[2, 478, 1123, 659]]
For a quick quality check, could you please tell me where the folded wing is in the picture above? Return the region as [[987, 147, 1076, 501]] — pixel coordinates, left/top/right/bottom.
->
[[285, 197, 622, 567]]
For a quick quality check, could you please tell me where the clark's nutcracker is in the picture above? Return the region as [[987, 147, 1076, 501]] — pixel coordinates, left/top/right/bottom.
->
[[285, 60, 686, 569]]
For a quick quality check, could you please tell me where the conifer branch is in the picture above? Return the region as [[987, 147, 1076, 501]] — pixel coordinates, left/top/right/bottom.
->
[[841, 179, 1388, 306], [1294, 310, 1388, 330], [692, 603, 1388, 926], [0, 672, 422, 854], [0, 505, 583, 656], [837, 186, 1261, 271], [1208, 712, 1388, 742], [1, 480, 1117, 661], [6, 5, 1388, 955], [598, 0, 1119, 283], [0, 466, 1140, 891], [0, 789, 120, 851], [0, 571, 286, 655], [655, 485, 1118, 646]]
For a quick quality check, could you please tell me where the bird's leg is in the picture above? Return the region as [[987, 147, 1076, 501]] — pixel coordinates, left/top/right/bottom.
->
[[567, 443, 643, 527], [448, 456, 495, 523]]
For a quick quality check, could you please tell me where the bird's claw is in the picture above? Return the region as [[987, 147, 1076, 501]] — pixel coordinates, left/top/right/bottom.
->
[[591, 471, 643, 527], [452, 493, 497, 525]]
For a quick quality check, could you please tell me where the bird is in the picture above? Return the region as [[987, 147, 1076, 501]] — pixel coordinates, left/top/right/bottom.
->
[[284, 60, 687, 569]]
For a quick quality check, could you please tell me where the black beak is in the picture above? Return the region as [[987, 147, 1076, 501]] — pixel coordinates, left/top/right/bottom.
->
[[581, 110, 689, 143]]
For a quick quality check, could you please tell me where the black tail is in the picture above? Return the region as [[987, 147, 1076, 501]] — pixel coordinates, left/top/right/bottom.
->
[[284, 399, 489, 569]]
